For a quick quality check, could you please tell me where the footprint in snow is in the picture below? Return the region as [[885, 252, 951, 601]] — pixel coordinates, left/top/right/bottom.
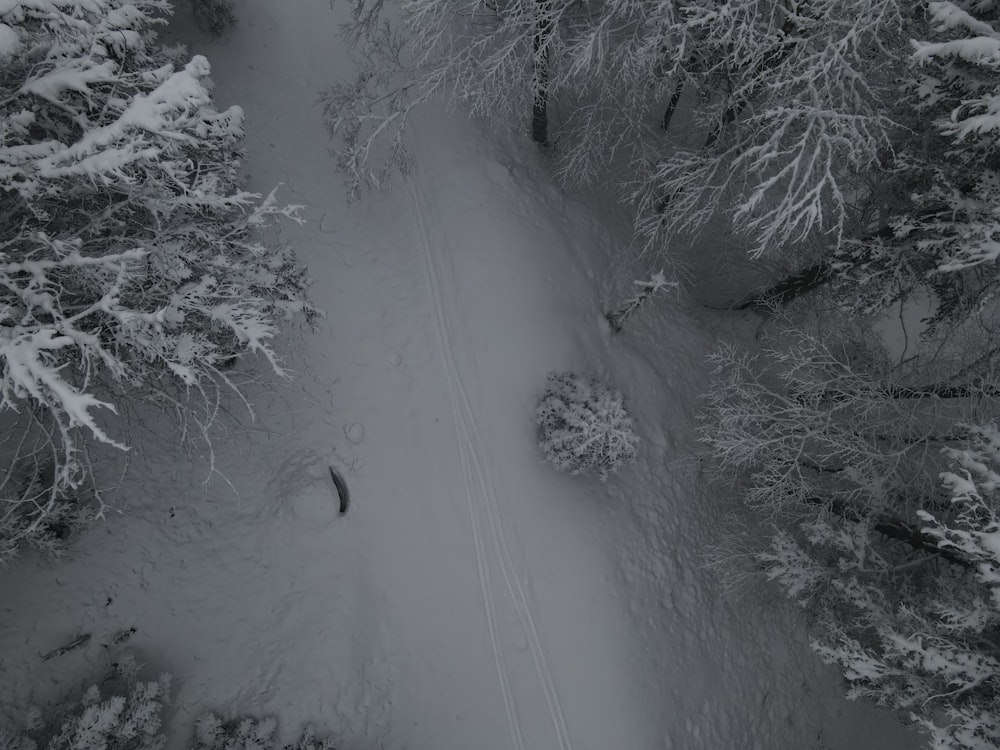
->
[[344, 422, 365, 445]]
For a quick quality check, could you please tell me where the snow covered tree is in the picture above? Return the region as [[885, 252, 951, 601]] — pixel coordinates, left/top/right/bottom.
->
[[319, 1, 426, 199], [322, 0, 703, 195], [3, 656, 171, 750], [0, 0, 317, 564], [832, 1, 1000, 330], [324, 0, 913, 290], [324, 0, 1000, 365], [321, 0, 583, 196], [710, 0, 1000, 335], [701, 324, 1000, 748], [1, 658, 340, 750], [699, 326, 1000, 522], [536, 371, 638, 480], [634, 0, 908, 262], [758, 423, 1000, 750], [191, 716, 337, 750]]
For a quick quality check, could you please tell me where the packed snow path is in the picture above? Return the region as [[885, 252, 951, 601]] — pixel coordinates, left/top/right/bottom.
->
[[408, 152, 575, 750], [0, 1, 921, 749]]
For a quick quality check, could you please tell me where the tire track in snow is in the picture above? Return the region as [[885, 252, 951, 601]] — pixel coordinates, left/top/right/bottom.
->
[[453, 377, 574, 750], [406, 170, 574, 750], [406, 175, 526, 750]]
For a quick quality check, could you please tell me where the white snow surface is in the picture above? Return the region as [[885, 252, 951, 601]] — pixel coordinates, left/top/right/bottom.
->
[[0, 23, 17, 57], [0, 2, 922, 749]]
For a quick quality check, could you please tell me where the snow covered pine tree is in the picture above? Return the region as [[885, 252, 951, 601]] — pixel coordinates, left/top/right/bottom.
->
[[834, 1, 1000, 336], [0, 0, 317, 563], [762, 424, 1000, 750], [701, 326, 1000, 749], [3, 656, 171, 750], [192, 714, 338, 750]]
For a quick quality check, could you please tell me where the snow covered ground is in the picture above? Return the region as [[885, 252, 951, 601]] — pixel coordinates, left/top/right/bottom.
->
[[0, 1, 922, 749]]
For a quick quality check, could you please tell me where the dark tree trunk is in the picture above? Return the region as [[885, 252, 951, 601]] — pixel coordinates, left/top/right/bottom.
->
[[806, 495, 973, 569], [531, 61, 549, 145], [532, 3, 553, 146], [702, 17, 798, 150], [657, 20, 800, 210], [703, 103, 739, 150], [729, 262, 834, 311], [883, 383, 1000, 400], [661, 77, 685, 132], [722, 225, 898, 313], [872, 518, 971, 569]]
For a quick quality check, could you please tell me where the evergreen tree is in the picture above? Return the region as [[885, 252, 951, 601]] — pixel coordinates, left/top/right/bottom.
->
[[0, 0, 317, 563], [762, 423, 1000, 750], [836, 1, 1000, 328]]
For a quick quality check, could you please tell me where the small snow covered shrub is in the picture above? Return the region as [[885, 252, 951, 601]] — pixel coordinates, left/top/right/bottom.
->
[[606, 271, 676, 332], [192, 715, 278, 750], [536, 372, 638, 480], [2, 659, 342, 750], [192, 715, 336, 750], [0, 461, 94, 563], [0, 0, 317, 563], [191, 0, 236, 36], [6, 657, 170, 750]]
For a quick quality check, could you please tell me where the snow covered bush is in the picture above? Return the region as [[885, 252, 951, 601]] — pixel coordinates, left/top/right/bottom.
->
[[3, 656, 170, 750], [192, 715, 337, 750], [0, 0, 317, 563], [192, 715, 279, 750], [536, 371, 638, 480], [190, 0, 236, 36], [1, 658, 340, 750]]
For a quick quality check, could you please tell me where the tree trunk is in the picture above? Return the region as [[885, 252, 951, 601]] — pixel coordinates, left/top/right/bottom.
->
[[883, 383, 1000, 400], [661, 77, 685, 132], [872, 517, 971, 569], [806, 495, 972, 569], [532, 3, 553, 146], [657, 22, 800, 209], [702, 103, 738, 150], [722, 225, 899, 312], [702, 17, 798, 150], [729, 262, 833, 311]]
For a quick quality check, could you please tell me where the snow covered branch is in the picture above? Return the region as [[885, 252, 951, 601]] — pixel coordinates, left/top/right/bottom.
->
[[699, 328, 984, 518], [0, 0, 317, 563], [635, 0, 905, 260], [832, 1, 1000, 326], [734, 406, 1000, 748], [605, 270, 677, 331]]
